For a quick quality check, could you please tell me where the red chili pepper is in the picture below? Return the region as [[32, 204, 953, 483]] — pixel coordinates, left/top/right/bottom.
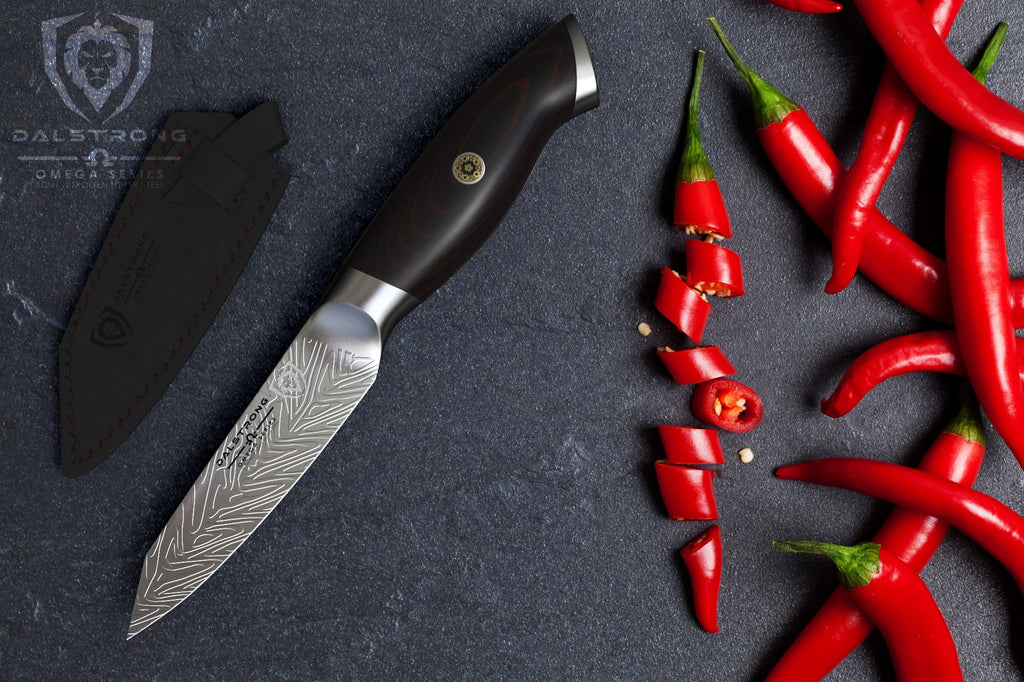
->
[[827, 0, 964, 294], [706, 17, 1024, 326], [654, 461, 718, 520], [691, 378, 763, 433], [764, 0, 843, 13], [685, 239, 745, 298], [775, 458, 1024, 598], [654, 267, 712, 343], [766, 403, 984, 682], [944, 24, 1024, 469], [821, 330, 1024, 418], [774, 540, 964, 682], [658, 425, 725, 465], [674, 50, 733, 239], [657, 346, 736, 385], [680, 525, 723, 633], [853, 0, 1024, 160]]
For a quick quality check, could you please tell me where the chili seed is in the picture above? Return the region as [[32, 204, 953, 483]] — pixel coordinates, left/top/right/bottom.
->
[[637, 322, 652, 337], [739, 447, 754, 464]]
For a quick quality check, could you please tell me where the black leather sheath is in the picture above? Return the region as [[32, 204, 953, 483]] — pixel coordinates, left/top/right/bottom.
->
[[58, 102, 290, 477]]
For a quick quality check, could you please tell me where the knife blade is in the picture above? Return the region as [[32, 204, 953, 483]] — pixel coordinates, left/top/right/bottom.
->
[[128, 14, 599, 639]]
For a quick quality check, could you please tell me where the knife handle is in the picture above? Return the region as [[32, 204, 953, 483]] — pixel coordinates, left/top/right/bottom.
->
[[341, 14, 599, 302]]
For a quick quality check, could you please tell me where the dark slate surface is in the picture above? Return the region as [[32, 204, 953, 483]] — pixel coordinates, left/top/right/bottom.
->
[[4, 1, 1024, 679]]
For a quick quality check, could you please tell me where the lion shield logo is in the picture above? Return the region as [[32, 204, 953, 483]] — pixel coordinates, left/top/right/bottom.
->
[[42, 13, 153, 123]]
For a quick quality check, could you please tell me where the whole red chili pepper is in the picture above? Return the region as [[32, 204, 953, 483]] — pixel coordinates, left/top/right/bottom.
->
[[775, 458, 1024, 597], [706, 17, 1024, 325], [943, 23, 1024, 470], [766, 403, 984, 682], [680, 525, 722, 633], [674, 50, 733, 239], [853, 0, 1024, 160], [764, 0, 843, 13], [827, 0, 964, 294], [821, 330, 1024, 418], [774, 540, 964, 682]]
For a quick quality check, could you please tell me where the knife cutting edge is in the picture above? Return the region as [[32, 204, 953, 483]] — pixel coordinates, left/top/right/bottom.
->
[[127, 14, 599, 638]]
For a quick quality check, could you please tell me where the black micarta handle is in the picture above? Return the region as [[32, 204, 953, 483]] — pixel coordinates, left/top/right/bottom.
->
[[342, 15, 599, 301]]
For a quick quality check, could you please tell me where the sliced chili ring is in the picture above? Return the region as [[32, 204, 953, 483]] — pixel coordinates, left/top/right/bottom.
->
[[686, 238, 745, 297], [655, 267, 712, 343], [680, 525, 723, 633], [654, 461, 718, 520], [657, 346, 736, 385], [692, 378, 764, 433], [674, 179, 733, 239], [658, 425, 725, 465]]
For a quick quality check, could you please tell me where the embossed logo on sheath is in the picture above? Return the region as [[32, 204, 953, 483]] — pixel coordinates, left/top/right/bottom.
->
[[269, 360, 306, 399], [90, 305, 132, 347], [452, 152, 485, 184]]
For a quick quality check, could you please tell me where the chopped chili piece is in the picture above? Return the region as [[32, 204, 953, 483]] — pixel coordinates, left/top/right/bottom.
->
[[654, 267, 712, 343], [766, 402, 984, 681], [685, 239, 744, 297], [674, 50, 733, 239], [657, 346, 736, 385], [774, 540, 964, 682], [654, 461, 718, 521], [764, 0, 843, 13], [706, 17, 1024, 326], [680, 525, 723, 633], [853, 0, 1024, 160], [658, 425, 725, 465], [692, 378, 763, 433], [776, 457, 1024, 602]]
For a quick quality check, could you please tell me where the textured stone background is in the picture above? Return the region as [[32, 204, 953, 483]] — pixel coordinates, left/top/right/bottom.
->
[[3, 1, 1024, 679]]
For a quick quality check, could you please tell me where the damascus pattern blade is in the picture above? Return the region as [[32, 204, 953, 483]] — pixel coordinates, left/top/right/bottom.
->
[[127, 302, 382, 639]]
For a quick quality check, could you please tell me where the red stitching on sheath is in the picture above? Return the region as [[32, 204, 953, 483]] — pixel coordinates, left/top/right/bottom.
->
[[71, 171, 286, 461], [227, 180, 254, 209]]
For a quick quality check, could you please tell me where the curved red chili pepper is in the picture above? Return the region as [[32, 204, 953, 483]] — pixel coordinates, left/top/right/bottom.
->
[[674, 50, 733, 239], [685, 239, 745, 298], [654, 267, 712, 343], [775, 458, 1024, 597], [944, 24, 1024, 469], [766, 403, 984, 682], [658, 425, 725, 465], [764, 0, 843, 13], [691, 378, 763, 433], [706, 18, 1024, 326], [821, 330, 1024, 418], [680, 525, 722, 633], [654, 461, 718, 520], [656, 346, 736, 385], [853, 0, 1024, 160], [774, 540, 964, 682], [827, 0, 965, 294]]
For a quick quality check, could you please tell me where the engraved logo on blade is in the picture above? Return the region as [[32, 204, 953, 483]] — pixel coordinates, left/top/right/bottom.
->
[[269, 360, 306, 399], [453, 152, 485, 184]]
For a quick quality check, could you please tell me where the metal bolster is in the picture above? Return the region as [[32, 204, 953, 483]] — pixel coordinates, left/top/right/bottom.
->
[[322, 268, 421, 342], [564, 15, 599, 118]]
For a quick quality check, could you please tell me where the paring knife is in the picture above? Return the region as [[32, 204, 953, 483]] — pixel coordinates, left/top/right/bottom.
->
[[128, 14, 599, 638]]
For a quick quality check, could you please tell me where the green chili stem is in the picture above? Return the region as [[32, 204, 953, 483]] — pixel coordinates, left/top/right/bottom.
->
[[677, 50, 715, 184], [943, 396, 985, 445], [773, 540, 881, 590], [973, 21, 1008, 85], [706, 17, 800, 129]]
